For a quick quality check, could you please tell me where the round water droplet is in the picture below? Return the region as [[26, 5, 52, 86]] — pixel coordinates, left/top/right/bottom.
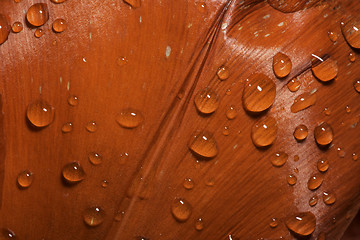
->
[[317, 232, 326, 240], [251, 117, 278, 147], [352, 153, 358, 161], [312, 57, 338, 82], [52, 18, 67, 33], [26, 3, 49, 27], [269, 218, 278, 228], [117, 57, 128, 66], [337, 147, 345, 158], [273, 52, 292, 78], [26, 100, 55, 127], [67, 95, 78, 106], [86, 121, 97, 132], [226, 106, 237, 120], [341, 18, 360, 48], [287, 174, 297, 186], [51, 0, 67, 3], [183, 178, 194, 190], [328, 31, 338, 42], [345, 105, 351, 113], [323, 192, 336, 205], [293, 124, 308, 141], [171, 198, 192, 222], [62, 162, 85, 183], [314, 122, 333, 146], [290, 92, 317, 113], [354, 80, 360, 93], [243, 73, 276, 113], [194, 88, 219, 114], [349, 52, 356, 62], [285, 212, 316, 236], [195, 218, 204, 231], [116, 109, 144, 128], [189, 131, 217, 158], [0, 14, 10, 45], [123, 0, 141, 8], [317, 158, 329, 172], [217, 66, 229, 80], [1, 229, 16, 239], [88, 152, 102, 165], [83, 206, 105, 227], [17, 170, 34, 188], [222, 126, 229, 136], [61, 122, 73, 133], [270, 151, 288, 167], [34, 29, 44, 38], [323, 107, 331, 116], [287, 78, 301, 92], [309, 195, 318, 207], [101, 180, 108, 188], [12, 22, 23, 33], [307, 173, 324, 190]]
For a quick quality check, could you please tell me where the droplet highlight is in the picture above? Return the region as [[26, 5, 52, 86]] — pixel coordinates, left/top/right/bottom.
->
[[26, 3, 49, 27], [171, 198, 192, 222], [83, 207, 105, 227], [273, 52, 292, 78], [26, 100, 55, 127], [116, 109, 144, 128], [251, 117, 278, 147], [194, 88, 219, 114], [314, 122, 334, 146], [188, 131, 218, 158]]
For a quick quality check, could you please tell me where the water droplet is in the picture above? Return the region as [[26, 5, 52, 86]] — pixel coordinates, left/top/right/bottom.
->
[[61, 122, 73, 133], [116, 109, 144, 128], [194, 88, 219, 114], [195, 218, 204, 231], [352, 152, 358, 161], [294, 155, 299, 162], [312, 57, 338, 82], [17, 170, 34, 188], [294, 168, 299, 173], [307, 174, 324, 190], [62, 162, 85, 184], [0, 14, 10, 45], [26, 3, 49, 27], [188, 131, 217, 158], [341, 18, 360, 48], [12, 22, 23, 33], [243, 73, 276, 112], [323, 192, 336, 205], [251, 117, 278, 147], [117, 57, 128, 66], [354, 80, 360, 93], [222, 126, 229, 136], [273, 52, 292, 78], [114, 211, 124, 222], [309, 195, 318, 207], [217, 66, 229, 80], [34, 28, 44, 38], [86, 121, 97, 132], [337, 147, 345, 158], [67, 95, 78, 106], [205, 177, 215, 186], [51, 0, 67, 3], [83, 206, 105, 227], [119, 152, 129, 165], [101, 180, 108, 188], [314, 122, 333, 146], [317, 232, 326, 240], [52, 18, 67, 33], [171, 198, 192, 222], [349, 52, 356, 62], [196, 2, 207, 13], [270, 151, 288, 167], [323, 107, 331, 116], [225, 89, 232, 96], [226, 106, 237, 120], [26, 100, 55, 127], [287, 174, 297, 186], [287, 78, 301, 92], [293, 124, 308, 141], [290, 92, 317, 113], [183, 178, 194, 190], [123, 0, 141, 8], [269, 218, 278, 228], [285, 212, 316, 236], [345, 105, 351, 113], [328, 31, 338, 42], [88, 152, 102, 165], [1, 229, 16, 239], [317, 158, 329, 172]]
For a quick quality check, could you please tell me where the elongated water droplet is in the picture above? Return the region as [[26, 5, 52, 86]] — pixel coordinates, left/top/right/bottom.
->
[[34, 29, 44, 38], [287, 78, 301, 92], [307, 173, 324, 190], [183, 178, 194, 190], [0, 14, 10, 45], [12, 22, 23, 33], [269, 218, 278, 228], [328, 31, 338, 42], [62, 162, 85, 183], [27, 100, 55, 127], [341, 17, 360, 48], [217, 66, 229, 80], [309, 195, 318, 207], [293, 124, 308, 141], [285, 212, 316, 236], [51, 0, 67, 3], [349, 52, 356, 62], [52, 18, 67, 33], [251, 117, 277, 147], [194, 88, 219, 114], [314, 122, 333, 146], [86, 121, 97, 132], [26, 3, 49, 27], [83, 207, 105, 227], [352, 153, 358, 161], [354, 80, 360, 93], [312, 57, 338, 82], [1, 229, 16, 239], [123, 0, 141, 8], [323, 192, 336, 205], [273, 52, 292, 78], [226, 106, 237, 120], [171, 198, 192, 222], [287, 174, 297, 186], [189, 131, 217, 158], [88, 152, 102, 165], [61, 122, 73, 133], [243, 73, 276, 112], [195, 218, 204, 231], [270, 151, 288, 167], [290, 92, 317, 113], [116, 109, 144, 128], [317, 158, 329, 172], [17, 170, 34, 188]]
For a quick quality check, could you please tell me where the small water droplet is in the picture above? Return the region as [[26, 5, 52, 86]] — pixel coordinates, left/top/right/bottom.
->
[[314, 122, 334, 146], [328, 31, 338, 42], [119, 152, 129, 165], [62, 162, 85, 183], [307, 173, 324, 190], [217, 66, 229, 80], [352, 152, 358, 161], [1, 229, 16, 239], [349, 52, 356, 62], [27, 100, 55, 127], [345, 105, 351, 113], [194, 88, 219, 114], [86, 121, 97, 132], [12, 22, 23, 33], [317, 158, 329, 172], [225, 89, 232, 96], [67, 95, 79, 106], [293, 124, 308, 141], [171, 198, 192, 222], [183, 178, 194, 190], [205, 177, 215, 186], [269, 218, 278, 228], [0, 14, 11, 45], [225, 106, 237, 120], [195, 218, 204, 231], [52, 18, 67, 33], [287, 78, 301, 92], [273, 52, 292, 78], [323, 107, 331, 116], [285, 212, 316, 236], [294, 168, 299, 173], [337, 147, 345, 158], [88, 152, 102, 165], [116, 109, 144, 128], [222, 126, 229, 136], [117, 57, 128, 66], [341, 18, 360, 48], [270, 151, 288, 167], [323, 192, 336, 205], [317, 232, 326, 240], [61, 122, 73, 133], [34, 28, 44, 38], [196, 2, 207, 13], [123, 0, 141, 8], [243, 74, 276, 113], [26, 3, 49, 27], [51, 0, 67, 3], [251, 117, 278, 147], [189, 131, 218, 158], [101, 180, 108, 188], [309, 195, 318, 207], [290, 92, 317, 113], [114, 211, 124, 222], [287, 174, 297, 186], [312, 57, 338, 82], [354, 80, 360, 93], [17, 170, 34, 188], [83, 206, 105, 227]]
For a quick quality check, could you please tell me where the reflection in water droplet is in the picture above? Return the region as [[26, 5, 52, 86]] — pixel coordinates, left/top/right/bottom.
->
[[323, 107, 331, 116], [307, 174, 324, 190], [352, 153, 358, 161], [290, 92, 317, 113], [0, 14, 10, 45], [61, 122, 73, 133], [86, 121, 97, 132], [88, 152, 102, 165], [194, 88, 219, 114], [270, 151, 288, 167], [171, 198, 192, 222], [309, 195, 318, 207], [317, 232, 326, 240], [287, 78, 301, 92], [83, 207, 105, 227], [345, 105, 351, 113], [52, 18, 67, 32], [341, 18, 360, 48], [217, 66, 229, 80], [314, 122, 334, 146], [251, 117, 277, 147], [312, 57, 338, 82], [285, 212, 316, 236], [273, 52, 292, 78], [328, 31, 338, 42], [62, 162, 85, 183], [12, 22, 23, 33], [287, 174, 297, 186], [17, 170, 34, 188], [323, 192, 336, 205], [1, 229, 16, 239], [195, 218, 204, 231], [349, 52, 356, 62], [34, 29, 44, 38], [226, 106, 237, 120], [189, 131, 217, 158], [337, 147, 345, 158], [26, 3, 49, 27], [116, 109, 144, 128], [123, 0, 141, 8], [293, 124, 308, 141], [269, 218, 278, 228], [222, 126, 229, 136], [67, 95, 78, 106], [27, 100, 55, 127], [317, 158, 329, 172], [243, 73, 276, 112], [101, 180, 108, 188], [183, 178, 194, 190]]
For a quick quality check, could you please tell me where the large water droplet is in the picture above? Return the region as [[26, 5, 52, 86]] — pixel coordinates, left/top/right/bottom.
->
[[317, 158, 329, 172], [270, 151, 288, 167], [287, 78, 301, 92], [61, 122, 73, 133], [307, 173, 324, 190], [88, 152, 102, 165], [341, 17, 360, 48], [194, 88, 219, 114], [83, 207, 105, 227], [354, 80, 360, 93], [62, 162, 85, 184], [183, 178, 194, 190], [226, 106, 237, 120], [0, 14, 10, 45], [285, 212, 316, 236], [1, 229, 16, 239], [243, 74, 276, 113], [309, 195, 318, 207], [323, 192, 336, 205], [188, 131, 217, 158], [12, 22, 23, 33], [290, 92, 317, 113], [34, 29, 44, 38], [123, 0, 141, 8], [52, 18, 67, 33], [86, 121, 97, 132], [273, 52, 292, 78], [17, 170, 34, 188], [287, 174, 297, 186], [116, 109, 144, 128], [251, 117, 277, 147], [27, 100, 55, 127], [217, 66, 229, 80], [311, 57, 338, 82], [26, 3, 49, 27], [314, 122, 333, 146], [293, 124, 308, 141], [195, 218, 204, 231], [171, 198, 192, 222]]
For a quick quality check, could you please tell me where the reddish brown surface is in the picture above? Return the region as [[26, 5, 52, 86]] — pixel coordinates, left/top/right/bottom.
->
[[0, 0, 359, 239]]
